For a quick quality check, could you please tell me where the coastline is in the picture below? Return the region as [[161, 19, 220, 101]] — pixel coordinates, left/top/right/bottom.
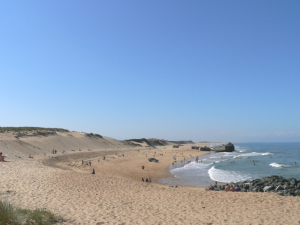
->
[[41, 143, 216, 186], [2, 140, 300, 224], [160, 152, 227, 187]]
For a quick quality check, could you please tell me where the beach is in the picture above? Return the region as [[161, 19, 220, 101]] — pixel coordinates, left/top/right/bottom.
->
[[1, 133, 300, 224]]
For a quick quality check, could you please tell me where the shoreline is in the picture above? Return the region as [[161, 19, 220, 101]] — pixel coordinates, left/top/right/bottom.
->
[[41, 143, 217, 187], [40, 143, 225, 188], [3, 140, 300, 224], [159, 151, 228, 187]]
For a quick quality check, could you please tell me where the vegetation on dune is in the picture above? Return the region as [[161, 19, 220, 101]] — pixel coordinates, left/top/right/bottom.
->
[[0, 200, 64, 225], [85, 133, 103, 138], [124, 138, 152, 147], [0, 127, 70, 139], [0, 127, 69, 133], [124, 138, 194, 147], [169, 140, 194, 145], [0, 200, 18, 225], [0, 127, 104, 139]]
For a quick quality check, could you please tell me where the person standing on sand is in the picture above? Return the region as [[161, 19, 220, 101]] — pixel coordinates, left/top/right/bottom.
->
[[92, 169, 95, 174], [142, 177, 144, 182], [142, 165, 145, 170], [148, 178, 151, 183], [145, 178, 148, 183]]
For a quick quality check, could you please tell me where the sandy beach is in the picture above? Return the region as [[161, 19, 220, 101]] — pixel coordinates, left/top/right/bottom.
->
[[1, 133, 300, 224]]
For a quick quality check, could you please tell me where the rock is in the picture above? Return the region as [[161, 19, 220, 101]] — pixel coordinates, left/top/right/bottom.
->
[[208, 176, 300, 197], [213, 142, 235, 152], [294, 190, 300, 196]]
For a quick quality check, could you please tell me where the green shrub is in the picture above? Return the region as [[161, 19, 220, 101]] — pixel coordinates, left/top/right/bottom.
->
[[0, 200, 63, 225], [0, 200, 20, 225], [24, 208, 61, 225]]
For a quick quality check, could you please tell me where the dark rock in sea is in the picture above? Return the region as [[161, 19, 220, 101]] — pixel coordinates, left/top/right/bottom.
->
[[213, 142, 235, 152], [209, 176, 300, 196]]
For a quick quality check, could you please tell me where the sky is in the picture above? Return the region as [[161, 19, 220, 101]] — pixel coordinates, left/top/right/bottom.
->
[[1, 1, 300, 142]]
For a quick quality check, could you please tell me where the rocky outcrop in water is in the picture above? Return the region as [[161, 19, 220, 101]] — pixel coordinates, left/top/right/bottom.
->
[[213, 142, 235, 152], [211, 176, 300, 196]]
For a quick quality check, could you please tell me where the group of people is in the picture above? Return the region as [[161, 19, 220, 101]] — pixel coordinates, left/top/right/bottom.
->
[[224, 184, 241, 192], [142, 177, 151, 183], [206, 182, 241, 192], [52, 149, 57, 154]]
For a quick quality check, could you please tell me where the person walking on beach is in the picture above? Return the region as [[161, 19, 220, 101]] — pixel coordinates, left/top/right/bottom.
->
[[92, 169, 95, 174], [142, 177, 144, 182], [142, 165, 145, 170]]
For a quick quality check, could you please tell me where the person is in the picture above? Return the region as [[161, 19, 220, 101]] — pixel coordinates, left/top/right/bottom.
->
[[230, 186, 235, 192], [142, 177, 144, 182], [92, 169, 95, 174], [224, 184, 230, 192], [205, 185, 214, 191], [145, 178, 148, 183], [148, 178, 151, 183], [235, 186, 241, 192], [142, 165, 145, 170]]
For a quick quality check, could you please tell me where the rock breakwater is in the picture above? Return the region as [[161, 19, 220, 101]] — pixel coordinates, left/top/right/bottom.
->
[[211, 175, 300, 196]]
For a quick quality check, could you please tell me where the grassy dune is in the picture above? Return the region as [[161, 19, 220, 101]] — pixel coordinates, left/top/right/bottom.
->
[[0, 200, 63, 225]]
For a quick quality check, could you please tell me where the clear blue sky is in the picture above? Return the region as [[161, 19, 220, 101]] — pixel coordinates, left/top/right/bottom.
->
[[1, 1, 299, 142]]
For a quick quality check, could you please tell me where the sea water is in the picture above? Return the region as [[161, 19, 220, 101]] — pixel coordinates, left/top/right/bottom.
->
[[168, 142, 300, 186]]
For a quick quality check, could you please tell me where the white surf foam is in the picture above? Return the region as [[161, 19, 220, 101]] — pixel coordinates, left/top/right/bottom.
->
[[208, 166, 253, 183], [235, 145, 247, 152], [262, 152, 273, 155], [170, 161, 212, 173], [269, 162, 289, 168], [232, 152, 272, 159]]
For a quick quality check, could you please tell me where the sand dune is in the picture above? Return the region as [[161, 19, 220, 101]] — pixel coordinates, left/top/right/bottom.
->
[[0, 132, 127, 160], [1, 132, 300, 224]]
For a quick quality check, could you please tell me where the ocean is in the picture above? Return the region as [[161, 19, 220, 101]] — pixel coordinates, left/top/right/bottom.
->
[[167, 142, 300, 187]]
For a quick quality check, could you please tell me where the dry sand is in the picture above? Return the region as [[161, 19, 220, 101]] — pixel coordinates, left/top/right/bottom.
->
[[1, 133, 300, 224]]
